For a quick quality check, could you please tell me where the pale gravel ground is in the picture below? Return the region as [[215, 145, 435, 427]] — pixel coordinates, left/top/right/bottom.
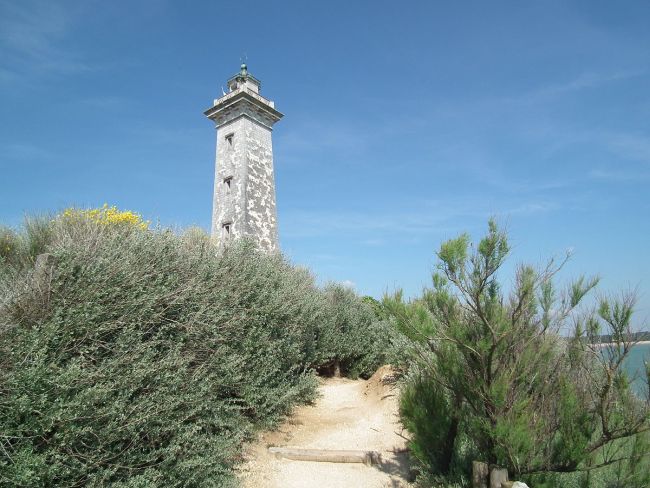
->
[[237, 366, 413, 488]]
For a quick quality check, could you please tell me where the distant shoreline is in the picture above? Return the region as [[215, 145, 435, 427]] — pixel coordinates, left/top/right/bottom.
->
[[591, 340, 650, 348]]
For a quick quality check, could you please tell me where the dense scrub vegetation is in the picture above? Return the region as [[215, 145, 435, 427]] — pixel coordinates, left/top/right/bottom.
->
[[0, 210, 389, 487], [4, 211, 647, 488], [384, 221, 650, 487]]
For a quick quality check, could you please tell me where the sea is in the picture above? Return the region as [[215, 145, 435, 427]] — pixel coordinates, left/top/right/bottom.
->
[[622, 342, 649, 397]]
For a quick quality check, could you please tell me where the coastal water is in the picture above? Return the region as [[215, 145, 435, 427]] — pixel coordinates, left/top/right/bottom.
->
[[625, 343, 649, 396]]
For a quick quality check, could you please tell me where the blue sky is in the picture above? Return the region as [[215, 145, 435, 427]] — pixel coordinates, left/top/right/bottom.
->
[[1, 0, 649, 323]]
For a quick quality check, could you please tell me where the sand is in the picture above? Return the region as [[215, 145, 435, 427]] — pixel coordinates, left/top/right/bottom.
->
[[237, 366, 413, 488]]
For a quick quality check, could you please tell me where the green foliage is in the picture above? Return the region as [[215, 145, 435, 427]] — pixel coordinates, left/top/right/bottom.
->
[[400, 365, 465, 477], [0, 218, 52, 270], [0, 226, 18, 263], [385, 221, 650, 486], [316, 284, 395, 378], [0, 214, 387, 487]]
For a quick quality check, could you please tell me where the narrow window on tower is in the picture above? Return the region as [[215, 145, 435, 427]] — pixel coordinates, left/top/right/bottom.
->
[[223, 176, 233, 194], [222, 222, 232, 240], [224, 133, 234, 147]]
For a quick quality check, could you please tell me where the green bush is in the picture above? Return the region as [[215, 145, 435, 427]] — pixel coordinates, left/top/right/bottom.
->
[[385, 221, 650, 487], [314, 284, 396, 378], [0, 213, 386, 487], [399, 365, 457, 474]]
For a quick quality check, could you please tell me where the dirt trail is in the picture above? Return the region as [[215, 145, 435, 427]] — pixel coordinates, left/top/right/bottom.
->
[[237, 366, 413, 488]]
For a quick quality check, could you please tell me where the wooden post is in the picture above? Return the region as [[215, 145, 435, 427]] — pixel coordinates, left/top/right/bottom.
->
[[472, 461, 489, 488], [489, 466, 508, 488], [333, 359, 341, 378]]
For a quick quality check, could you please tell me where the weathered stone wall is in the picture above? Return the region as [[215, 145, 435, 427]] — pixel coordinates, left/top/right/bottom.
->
[[243, 119, 278, 252], [212, 117, 246, 241], [211, 114, 278, 252]]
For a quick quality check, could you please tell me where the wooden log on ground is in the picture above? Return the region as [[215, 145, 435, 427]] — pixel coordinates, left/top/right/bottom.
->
[[472, 461, 489, 488], [268, 447, 381, 466]]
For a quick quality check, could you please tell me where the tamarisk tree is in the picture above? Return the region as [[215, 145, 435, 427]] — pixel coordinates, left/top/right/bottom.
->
[[385, 221, 649, 483]]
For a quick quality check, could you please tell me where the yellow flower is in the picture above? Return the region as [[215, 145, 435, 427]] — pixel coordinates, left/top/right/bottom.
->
[[59, 205, 149, 230]]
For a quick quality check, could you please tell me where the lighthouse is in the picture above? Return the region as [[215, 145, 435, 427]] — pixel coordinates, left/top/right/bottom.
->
[[204, 64, 283, 252]]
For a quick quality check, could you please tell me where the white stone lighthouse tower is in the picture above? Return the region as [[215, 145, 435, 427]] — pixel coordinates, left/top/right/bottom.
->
[[204, 64, 283, 252]]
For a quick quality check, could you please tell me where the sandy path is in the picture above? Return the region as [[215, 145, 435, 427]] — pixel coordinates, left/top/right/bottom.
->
[[237, 366, 413, 488]]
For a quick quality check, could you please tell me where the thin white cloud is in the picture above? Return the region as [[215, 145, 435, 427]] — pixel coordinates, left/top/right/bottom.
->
[[276, 117, 375, 168], [589, 168, 650, 182], [0, 142, 51, 160], [77, 96, 131, 110], [0, 67, 19, 84], [495, 70, 646, 108], [535, 128, 650, 167], [0, 0, 94, 80], [506, 202, 561, 215], [360, 238, 386, 247], [340, 280, 356, 290], [605, 133, 650, 162], [529, 71, 643, 99], [282, 197, 558, 239], [0, 1, 70, 55]]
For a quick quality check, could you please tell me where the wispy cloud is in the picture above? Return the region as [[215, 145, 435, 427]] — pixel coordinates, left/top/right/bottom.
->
[[497, 70, 646, 107], [77, 96, 131, 110], [282, 197, 558, 240], [276, 116, 376, 167], [126, 125, 205, 148], [527, 71, 642, 99], [360, 238, 386, 247], [589, 168, 650, 182], [507, 202, 561, 215], [0, 66, 19, 84], [0, 142, 51, 160], [0, 0, 94, 80], [604, 133, 650, 162], [518, 127, 650, 170], [340, 280, 356, 290]]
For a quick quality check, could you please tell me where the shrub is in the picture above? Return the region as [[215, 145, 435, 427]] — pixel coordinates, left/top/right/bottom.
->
[[384, 220, 650, 486], [316, 284, 395, 378], [0, 212, 330, 487]]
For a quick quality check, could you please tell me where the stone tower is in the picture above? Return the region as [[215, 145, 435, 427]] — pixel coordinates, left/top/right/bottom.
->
[[204, 64, 283, 252]]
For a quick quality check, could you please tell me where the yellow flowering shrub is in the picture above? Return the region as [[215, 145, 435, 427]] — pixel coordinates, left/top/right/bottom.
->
[[60, 204, 150, 230]]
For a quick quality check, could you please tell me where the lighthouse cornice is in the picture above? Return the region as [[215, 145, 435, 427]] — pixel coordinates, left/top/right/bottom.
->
[[204, 87, 283, 124], [204, 89, 283, 129]]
